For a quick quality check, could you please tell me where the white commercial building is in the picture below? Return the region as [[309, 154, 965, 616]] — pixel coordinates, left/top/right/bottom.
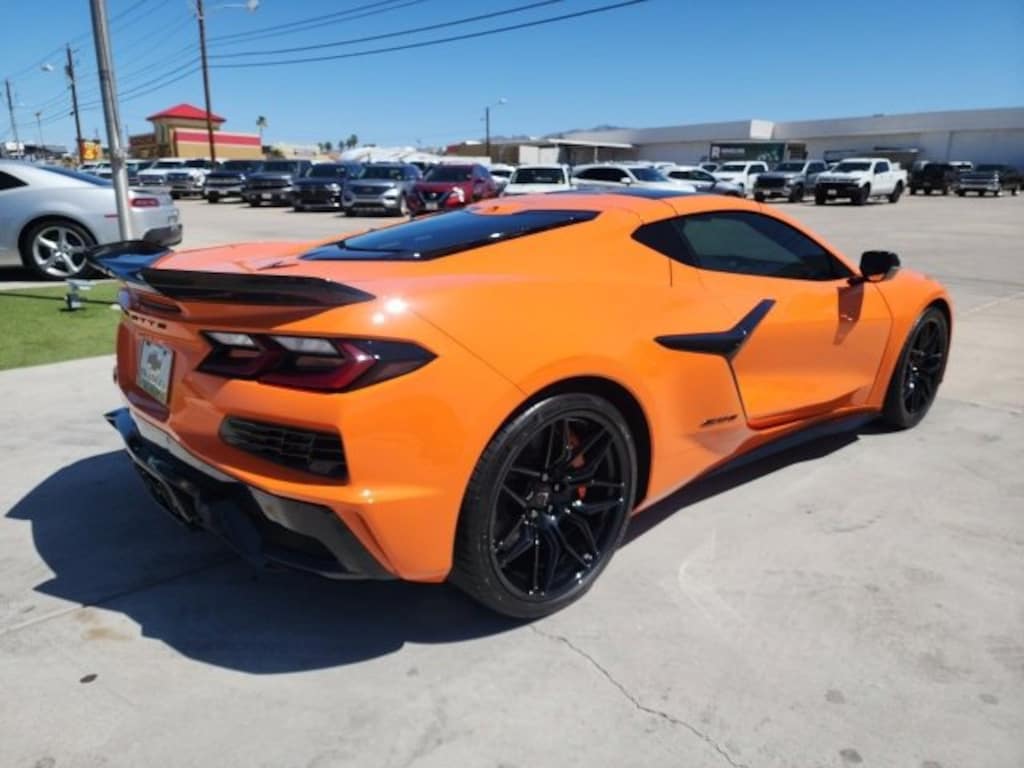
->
[[546, 107, 1024, 167]]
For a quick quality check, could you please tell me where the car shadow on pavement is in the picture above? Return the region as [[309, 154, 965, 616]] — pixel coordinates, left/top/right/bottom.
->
[[625, 415, 872, 543], [7, 451, 520, 674]]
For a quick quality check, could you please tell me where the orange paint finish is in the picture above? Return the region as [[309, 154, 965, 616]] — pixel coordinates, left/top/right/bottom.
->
[[111, 191, 950, 583]]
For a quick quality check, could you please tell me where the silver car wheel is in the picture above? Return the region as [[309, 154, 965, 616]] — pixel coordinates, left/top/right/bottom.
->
[[32, 224, 91, 278]]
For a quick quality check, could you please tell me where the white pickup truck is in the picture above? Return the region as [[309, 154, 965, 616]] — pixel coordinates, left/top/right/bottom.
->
[[814, 157, 907, 205]]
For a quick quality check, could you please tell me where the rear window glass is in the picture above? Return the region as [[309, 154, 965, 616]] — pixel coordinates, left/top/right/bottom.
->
[[302, 209, 599, 261]]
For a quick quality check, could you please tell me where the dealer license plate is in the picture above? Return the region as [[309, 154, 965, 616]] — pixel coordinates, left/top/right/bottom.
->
[[425, 201, 438, 211], [137, 340, 173, 404], [261, 193, 272, 200], [827, 188, 837, 196]]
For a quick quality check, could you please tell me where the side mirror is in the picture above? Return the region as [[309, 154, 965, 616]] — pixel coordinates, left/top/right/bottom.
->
[[620, 176, 633, 185], [855, 250, 900, 283]]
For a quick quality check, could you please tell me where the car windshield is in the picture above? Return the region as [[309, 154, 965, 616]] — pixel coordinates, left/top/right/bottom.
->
[[425, 166, 473, 182], [511, 168, 565, 184], [42, 166, 112, 186], [307, 165, 347, 178], [185, 160, 211, 169], [835, 161, 872, 172], [775, 162, 806, 172], [718, 163, 748, 172], [261, 161, 299, 172], [974, 164, 1002, 172], [358, 165, 406, 180], [490, 168, 512, 178], [153, 160, 183, 169], [220, 160, 259, 171], [302, 209, 600, 261], [630, 167, 669, 182]]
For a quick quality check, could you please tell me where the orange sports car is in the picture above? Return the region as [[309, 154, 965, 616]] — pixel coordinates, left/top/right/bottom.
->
[[91, 190, 951, 618]]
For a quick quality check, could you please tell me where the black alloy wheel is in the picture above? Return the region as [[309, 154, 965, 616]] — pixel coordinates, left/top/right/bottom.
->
[[452, 393, 637, 618], [881, 307, 949, 429], [788, 184, 804, 203]]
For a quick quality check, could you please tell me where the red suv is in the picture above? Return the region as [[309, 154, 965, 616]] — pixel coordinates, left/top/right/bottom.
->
[[409, 163, 498, 215]]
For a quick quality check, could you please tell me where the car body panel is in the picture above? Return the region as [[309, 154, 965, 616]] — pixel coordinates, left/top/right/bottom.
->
[[100, 191, 950, 583]]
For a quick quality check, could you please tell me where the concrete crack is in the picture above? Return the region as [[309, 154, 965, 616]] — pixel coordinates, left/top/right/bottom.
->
[[530, 625, 749, 768]]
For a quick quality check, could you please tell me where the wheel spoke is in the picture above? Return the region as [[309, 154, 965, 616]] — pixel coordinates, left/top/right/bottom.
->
[[507, 465, 542, 479], [500, 484, 529, 509], [562, 513, 599, 560], [495, 519, 533, 568], [539, 528, 562, 593], [553, 520, 590, 568], [564, 436, 613, 485], [572, 498, 624, 516], [37, 236, 58, 251]]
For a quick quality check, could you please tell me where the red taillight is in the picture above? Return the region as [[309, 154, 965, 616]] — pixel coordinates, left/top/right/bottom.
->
[[131, 197, 160, 208], [198, 333, 434, 392]]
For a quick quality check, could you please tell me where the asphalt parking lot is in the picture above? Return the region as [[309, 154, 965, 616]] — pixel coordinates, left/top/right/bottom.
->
[[1, 195, 1022, 767]]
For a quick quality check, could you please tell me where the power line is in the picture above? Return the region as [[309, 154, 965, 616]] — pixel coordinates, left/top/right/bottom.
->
[[210, 0, 564, 59], [212, 0, 649, 69], [209, 0, 424, 46]]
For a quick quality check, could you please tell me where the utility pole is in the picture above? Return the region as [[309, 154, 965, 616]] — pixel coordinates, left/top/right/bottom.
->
[[34, 111, 43, 147], [4, 79, 19, 157], [484, 106, 490, 160], [195, 0, 217, 163], [89, 0, 132, 239], [66, 45, 84, 163]]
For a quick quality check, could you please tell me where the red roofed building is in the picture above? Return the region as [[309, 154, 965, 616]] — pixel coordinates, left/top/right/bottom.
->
[[129, 102, 262, 160]]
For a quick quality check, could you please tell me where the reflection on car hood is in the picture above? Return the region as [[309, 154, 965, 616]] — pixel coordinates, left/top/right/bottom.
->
[[207, 171, 247, 180], [347, 179, 397, 189], [248, 172, 294, 180], [760, 171, 800, 180]]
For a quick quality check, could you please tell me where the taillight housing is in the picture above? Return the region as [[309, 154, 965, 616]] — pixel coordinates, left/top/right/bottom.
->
[[131, 196, 160, 208], [198, 332, 434, 392]]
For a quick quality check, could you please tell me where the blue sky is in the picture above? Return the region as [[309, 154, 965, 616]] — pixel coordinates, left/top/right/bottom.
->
[[2, 0, 1022, 150]]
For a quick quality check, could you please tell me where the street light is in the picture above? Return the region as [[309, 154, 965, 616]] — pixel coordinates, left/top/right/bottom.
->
[[192, 0, 259, 164], [484, 97, 507, 161]]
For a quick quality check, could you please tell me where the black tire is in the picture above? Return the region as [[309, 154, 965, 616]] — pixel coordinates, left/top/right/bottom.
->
[[293, 204, 305, 212], [888, 182, 903, 203], [753, 191, 765, 203], [451, 393, 638, 619], [854, 184, 870, 205], [397, 195, 409, 216], [1012, 186, 1020, 196], [788, 184, 804, 203], [880, 306, 949, 430], [993, 187, 1003, 197], [343, 208, 355, 217], [942, 185, 950, 196], [956, 190, 966, 197], [815, 191, 827, 205], [910, 187, 918, 195], [207, 195, 219, 204], [19, 217, 97, 280], [978, 190, 986, 197], [249, 199, 261, 207]]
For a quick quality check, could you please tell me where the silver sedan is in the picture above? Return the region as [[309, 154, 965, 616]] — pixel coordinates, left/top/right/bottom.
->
[[0, 161, 182, 279]]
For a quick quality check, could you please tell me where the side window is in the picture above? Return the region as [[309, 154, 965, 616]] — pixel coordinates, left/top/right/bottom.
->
[[0, 171, 27, 191], [875, 161, 890, 173], [597, 168, 626, 183], [809, 163, 824, 174], [672, 211, 851, 281], [753, 164, 768, 173], [575, 168, 598, 180]]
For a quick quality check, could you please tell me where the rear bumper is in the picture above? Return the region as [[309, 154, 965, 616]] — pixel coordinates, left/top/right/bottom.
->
[[142, 223, 183, 246], [106, 407, 393, 580]]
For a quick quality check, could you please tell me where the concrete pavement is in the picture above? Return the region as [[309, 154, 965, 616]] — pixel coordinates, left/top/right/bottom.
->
[[1, 195, 1022, 768]]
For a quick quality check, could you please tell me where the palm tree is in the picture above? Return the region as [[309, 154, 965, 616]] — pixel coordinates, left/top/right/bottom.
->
[[345, 133, 359, 149], [256, 115, 268, 143]]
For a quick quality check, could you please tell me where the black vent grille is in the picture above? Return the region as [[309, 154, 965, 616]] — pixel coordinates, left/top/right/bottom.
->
[[220, 417, 347, 479], [758, 177, 785, 188]]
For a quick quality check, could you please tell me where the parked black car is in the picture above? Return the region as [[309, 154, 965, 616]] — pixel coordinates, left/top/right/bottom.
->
[[292, 163, 361, 211], [956, 164, 1022, 197], [909, 163, 960, 196], [205, 159, 263, 203], [242, 159, 313, 206]]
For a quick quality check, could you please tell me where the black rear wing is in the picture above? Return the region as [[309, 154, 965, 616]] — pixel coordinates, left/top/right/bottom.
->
[[87, 241, 374, 308]]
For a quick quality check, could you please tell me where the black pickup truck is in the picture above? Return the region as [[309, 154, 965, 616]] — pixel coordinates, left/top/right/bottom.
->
[[242, 159, 313, 206], [956, 164, 1022, 197]]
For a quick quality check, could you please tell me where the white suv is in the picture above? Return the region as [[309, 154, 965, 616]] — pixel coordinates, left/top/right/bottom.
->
[[571, 163, 693, 192], [712, 161, 769, 196]]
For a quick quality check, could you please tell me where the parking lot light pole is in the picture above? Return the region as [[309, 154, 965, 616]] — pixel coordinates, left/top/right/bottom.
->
[[195, 0, 216, 164], [89, 0, 132, 239], [484, 97, 507, 161]]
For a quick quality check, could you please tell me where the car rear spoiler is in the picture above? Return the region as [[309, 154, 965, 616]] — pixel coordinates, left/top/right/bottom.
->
[[86, 240, 375, 307]]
